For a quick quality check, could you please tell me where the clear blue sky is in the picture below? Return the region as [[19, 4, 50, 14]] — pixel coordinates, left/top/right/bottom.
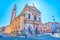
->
[[0, 0, 60, 27]]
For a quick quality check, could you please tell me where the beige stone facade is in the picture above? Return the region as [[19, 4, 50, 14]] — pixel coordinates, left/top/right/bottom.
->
[[4, 4, 42, 36]]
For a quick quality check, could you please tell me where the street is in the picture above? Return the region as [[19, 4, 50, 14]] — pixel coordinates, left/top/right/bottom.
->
[[0, 34, 60, 40]]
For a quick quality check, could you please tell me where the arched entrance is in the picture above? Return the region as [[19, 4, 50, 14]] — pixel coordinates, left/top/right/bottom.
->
[[34, 24, 39, 34], [28, 26, 32, 35], [25, 23, 34, 35]]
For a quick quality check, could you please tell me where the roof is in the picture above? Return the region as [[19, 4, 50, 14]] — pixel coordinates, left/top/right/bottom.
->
[[24, 3, 41, 13]]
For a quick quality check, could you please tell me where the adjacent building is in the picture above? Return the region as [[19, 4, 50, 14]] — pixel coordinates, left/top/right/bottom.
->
[[43, 22, 60, 33]]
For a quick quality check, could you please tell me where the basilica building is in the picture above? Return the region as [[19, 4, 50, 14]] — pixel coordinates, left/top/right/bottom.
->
[[4, 3, 42, 36]]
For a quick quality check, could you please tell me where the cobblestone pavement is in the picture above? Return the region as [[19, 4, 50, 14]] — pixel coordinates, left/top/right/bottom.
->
[[0, 34, 60, 40]]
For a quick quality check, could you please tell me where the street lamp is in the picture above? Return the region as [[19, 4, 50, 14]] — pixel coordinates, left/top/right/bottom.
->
[[51, 16, 56, 35]]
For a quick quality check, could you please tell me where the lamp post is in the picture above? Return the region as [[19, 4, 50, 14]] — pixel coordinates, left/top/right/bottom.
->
[[52, 16, 55, 22], [52, 16, 56, 35]]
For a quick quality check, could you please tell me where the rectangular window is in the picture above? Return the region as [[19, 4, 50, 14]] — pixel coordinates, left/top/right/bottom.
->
[[39, 18, 41, 22], [28, 14, 30, 19], [34, 16, 36, 20]]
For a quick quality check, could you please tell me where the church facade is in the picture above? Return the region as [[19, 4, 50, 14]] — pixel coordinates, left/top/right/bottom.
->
[[4, 4, 42, 36]]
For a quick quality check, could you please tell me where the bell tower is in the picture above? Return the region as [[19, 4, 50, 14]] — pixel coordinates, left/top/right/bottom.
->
[[10, 4, 17, 23]]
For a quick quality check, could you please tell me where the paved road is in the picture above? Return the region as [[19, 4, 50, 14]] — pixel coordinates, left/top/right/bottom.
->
[[0, 34, 60, 40]]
